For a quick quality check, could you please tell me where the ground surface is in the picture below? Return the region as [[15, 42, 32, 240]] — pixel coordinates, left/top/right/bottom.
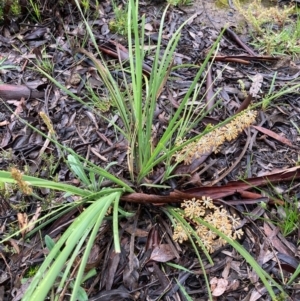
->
[[0, 0, 300, 300]]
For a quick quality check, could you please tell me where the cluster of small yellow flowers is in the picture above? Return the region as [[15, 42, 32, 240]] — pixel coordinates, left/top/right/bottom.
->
[[173, 224, 189, 244], [181, 197, 206, 218], [10, 167, 33, 195], [174, 110, 257, 164], [39, 112, 55, 135], [173, 196, 243, 253]]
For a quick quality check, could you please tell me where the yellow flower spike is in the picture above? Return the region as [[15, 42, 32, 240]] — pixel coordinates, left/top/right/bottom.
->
[[175, 110, 257, 164], [11, 167, 33, 195], [39, 112, 55, 135]]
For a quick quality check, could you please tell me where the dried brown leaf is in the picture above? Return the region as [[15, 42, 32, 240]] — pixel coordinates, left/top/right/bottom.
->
[[210, 277, 228, 296], [123, 254, 139, 290], [249, 73, 263, 97], [106, 251, 120, 290], [17, 213, 28, 236], [150, 244, 176, 262]]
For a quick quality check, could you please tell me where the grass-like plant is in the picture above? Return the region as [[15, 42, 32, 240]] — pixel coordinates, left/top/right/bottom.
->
[[78, 0, 223, 185], [36, 53, 55, 75], [277, 200, 298, 237], [109, 0, 132, 36], [1, 0, 300, 299], [258, 182, 299, 237], [1, 0, 221, 298], [233, 0, 294, 34], [251, 19, 300, 56], [28, 0, 42, 22], [233, 0, 300, 56], [0, 57, 17, 72]]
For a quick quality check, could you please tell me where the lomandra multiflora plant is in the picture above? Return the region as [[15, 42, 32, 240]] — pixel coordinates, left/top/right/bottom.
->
[[174, 110, 257, 164]]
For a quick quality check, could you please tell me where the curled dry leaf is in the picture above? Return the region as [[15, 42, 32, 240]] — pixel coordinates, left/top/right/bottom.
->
[[249, 286, 268, 301], [17, 213, 28, 236], [150, 244, 176, 262], [226, 279, 240, 291], [210, 277, 228, 296], [249, 73, 263, 97], [0, 120, 9, 126], [124, 225, 148, 237], [7, 97, 26, 121], [144, 23, 153, 31], [123, 254, 139, 290], [17, 206, 41, 236], [106, 251, 120, 290], [7, 239, 20, 254]]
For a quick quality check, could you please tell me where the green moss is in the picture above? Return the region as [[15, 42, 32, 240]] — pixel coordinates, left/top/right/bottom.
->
[[25, 265, 40, 278], [10, 0, 21, 15], [0, 0, 21, 20]]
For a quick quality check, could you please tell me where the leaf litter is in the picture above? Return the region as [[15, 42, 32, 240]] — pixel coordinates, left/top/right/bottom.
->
[[0, 0, 300, 300]]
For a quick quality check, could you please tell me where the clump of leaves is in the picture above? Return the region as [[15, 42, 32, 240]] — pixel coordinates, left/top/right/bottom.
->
[[0, 0, 21, 20], [233, 0, 295, 33], [251, 19, 300, 56], [233, 0, 300, 56], [80, 0, 90, 14], [276, 200, 298, 237], [109, 1, 132, 36], [28, 0, 41, 22], [85, 82, 111, 112], [25, 265, 40, 278]]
